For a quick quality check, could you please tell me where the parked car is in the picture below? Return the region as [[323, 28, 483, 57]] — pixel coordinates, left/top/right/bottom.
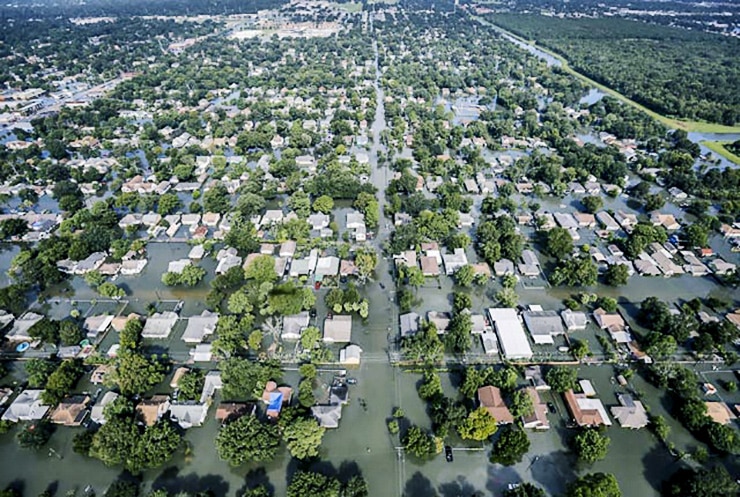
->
[[445, 445, 453, 462], [547, 402, 556, 413], [346, 377, 357, 385]]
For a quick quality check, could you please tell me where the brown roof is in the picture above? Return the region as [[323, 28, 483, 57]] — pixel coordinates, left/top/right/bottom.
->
[[593, 308, 625, 330], [564, 389, 603, 426], [471, 262, 491, 277], [705, 402, 736, 425], [111, 313, 141, 332], [340, 260, 358, 276], [521, 387, 549, 429], [91, 365, 109, 385], [216, 402, 256, 422], [50, 395, 90, 426], [477, 386, 514, 424], [420, 256, 440, 276], [136, 395, 170, 426]]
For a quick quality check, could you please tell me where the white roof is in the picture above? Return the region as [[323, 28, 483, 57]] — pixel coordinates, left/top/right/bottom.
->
[[579, 379, 596, 397], [576, 397, 612, 426], [1, 389, 49, 422], [181, 312, 218, 343], [486, 308, 533, 359], [481, 332, 499, 355], [141, 311, 179, 339]]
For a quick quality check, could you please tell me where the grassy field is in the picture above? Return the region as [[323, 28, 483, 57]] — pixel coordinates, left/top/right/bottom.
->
[[478, 17, 740, 134], [334, 1, 363, 11], [701, 141, 740, 165]]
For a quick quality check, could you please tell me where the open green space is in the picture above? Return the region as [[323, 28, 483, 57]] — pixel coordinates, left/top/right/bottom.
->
[[701, 141, 740, 165]]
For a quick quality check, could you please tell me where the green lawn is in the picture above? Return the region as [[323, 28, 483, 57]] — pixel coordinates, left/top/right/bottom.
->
[[701, 141, 740, 165]]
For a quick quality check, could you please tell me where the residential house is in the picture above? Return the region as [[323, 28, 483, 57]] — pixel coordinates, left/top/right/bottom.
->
[[216, 402, 256, 423], [282, 312, 310, 341], [181, 311, 218, 344], [422, 242, 442, 265], [610, 394, 648, 429], [442, 248, 468, 275], [191, 343, 213, 362], [5, 312, 43, 341], [487, 308, 533, 360], [458, 212, 475, 228], [399, 312, 420, 337], [561, 310, 589, 331], [50, 395, 90, 426], [279, 241, 297, 258], [394, 250, 417, 269], [427, 311, 451, 334], [312, 382, 350, 428], [710, 259, 736, 275], [90, 391, 119, 425], [262, 381, 292, 419], [84, 315, 114, 340], [524, 366, 550, 391], [705, 402, 736, 425], [135, 396, 171, 426], [141, 312, 179, 339], [260, 210, 284, 227], [596, 211, 620, 231], [315, 256, 340, 279], [339, 344, 362, 365], [188, 245, 206, 260], [563, 389, 611, 427], [522, 310, 566, 345], [494, 259, 515, 276], [420, 256, 440, 277], [1, 390, 49, 422], [477, 386, 514, 424], [480, 332, 499, 355], [650, 213, 681, 231], [614, 211, 638, 231], [573, 212, 596, 229], [169, 403, 209, 429], [593, 308, 632, 343], [307, 212, 330, 232], [323, 315, 352, 343], [168, 259, 191, 274], [521, 388, 550, 430]]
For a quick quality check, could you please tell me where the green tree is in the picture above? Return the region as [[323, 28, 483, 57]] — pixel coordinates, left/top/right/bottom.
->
[[644, 193, 665, 212], [550, 257, 598, 287], [452, 292, 472, 313], [444, 312, 472, 354], [510, 389, 535, 418], [683, 224, 709, 248], [28, 318, 59, 343], [286, 471, 340, 497], [157, 193, 182, 215], [107, 350, 167, 396], [544, 227, 574, 259], [179, 265, 206, 286], [545, 367, 578, 393], [453, 265, 475, 287], [43, 359, 84, 405], [17, 421, 53, 449], [402, 425, 436, 458], [354, 250, 378, 280], [566, 473, 621, 497], [406, 265, 426, 290], [496, 287, 519, 308], [571, 339, 591, 360], [177, 370, 204, 401], [244, 254, 278, 284], [248, 330, 263, 351], [312, 195, 334, 214], [203, 184, 231, 214], [59, 320, 83, 346], [665, 465, 737, 497], [418, 371, 444, 401], [581, 196, 603, 214], [98, 282, 126, 298], [573, 428, 611, 464], [298, 378, 315, 408], [0, 218, 29, 240], [282, 417, 325, 459], [25, 358, 56, 388], [219, 357, 282, 400], [603, 264, 629, 286], [705, 421, 739, 453], [215, 415, 280, 466], [104, 481, 138, 497], [490, 426, 530, 466], [458, 407, 498, 441], [301, 326, 321, 350]]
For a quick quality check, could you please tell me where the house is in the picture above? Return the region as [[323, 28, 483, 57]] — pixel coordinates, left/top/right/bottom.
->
[[90, 391, 119, 424], [579, 379, 597, 397], [477, 386, 514, 424], [614, 211, 638, 231], [420, 256, 440, 277], [524, 366, 550, 391], [282, 312, 310, 341], [216, 402, 256, 423], [522, 310, 566, 345], [481, 332, 499, 355], [181, 311, 218, 344], [394, 250, 417, 269], [561, 310, 588, 330], [346, 211, 365, 230], [427, 311, 451, 334], [669, 187, 688, 200], [521, 250, 540, 268], [216, 254, 242, 275], [422, 242, 442, 265], [443, 248, 468, 275], [50, 395, 90, 426], [312, 403, 343, 429], [554, 212, 578, 231], [395, 212, 413, 226], [188, 245, 206, 260], [521, 388, 550, 430], [494, 259, 515, 276], [83, 314, 114, 340], [262, 381, 292, 419], [307, 213, 330, 231], [260, 210, 284, 227], [596, 211, 620, 231], [487, 308, 533, 360], [91, 365, 109, 385], [710, 259, 736, 275], [563, 389, 611, 427], [340, 344, 362, 365], [315, 256, 340, 278], [610, 394, 648, 429], [295, 155, 317, 172], [400, 312, 420, 337], [593, 308, 631, 343], [5, 312, 44, 341], [190, 343, 213, 362], [279, 240, 297, 258], [136, 396, 171, 426], [1, 390, 50, 422], [705, 402, 736, 425], [464, 178, 480, 194], [323, 315, 352, 343], [470, 314, 490, 334], [169, 403, 209, 429], [573, 212, 596, 229], [141, 312, 179, 339], [458, 212, 475, 228], [168, 259, 191, 274], [650, 213, 681, 231]]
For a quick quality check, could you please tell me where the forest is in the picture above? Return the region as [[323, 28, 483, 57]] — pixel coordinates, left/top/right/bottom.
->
[[490, 14, 740, 126]]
